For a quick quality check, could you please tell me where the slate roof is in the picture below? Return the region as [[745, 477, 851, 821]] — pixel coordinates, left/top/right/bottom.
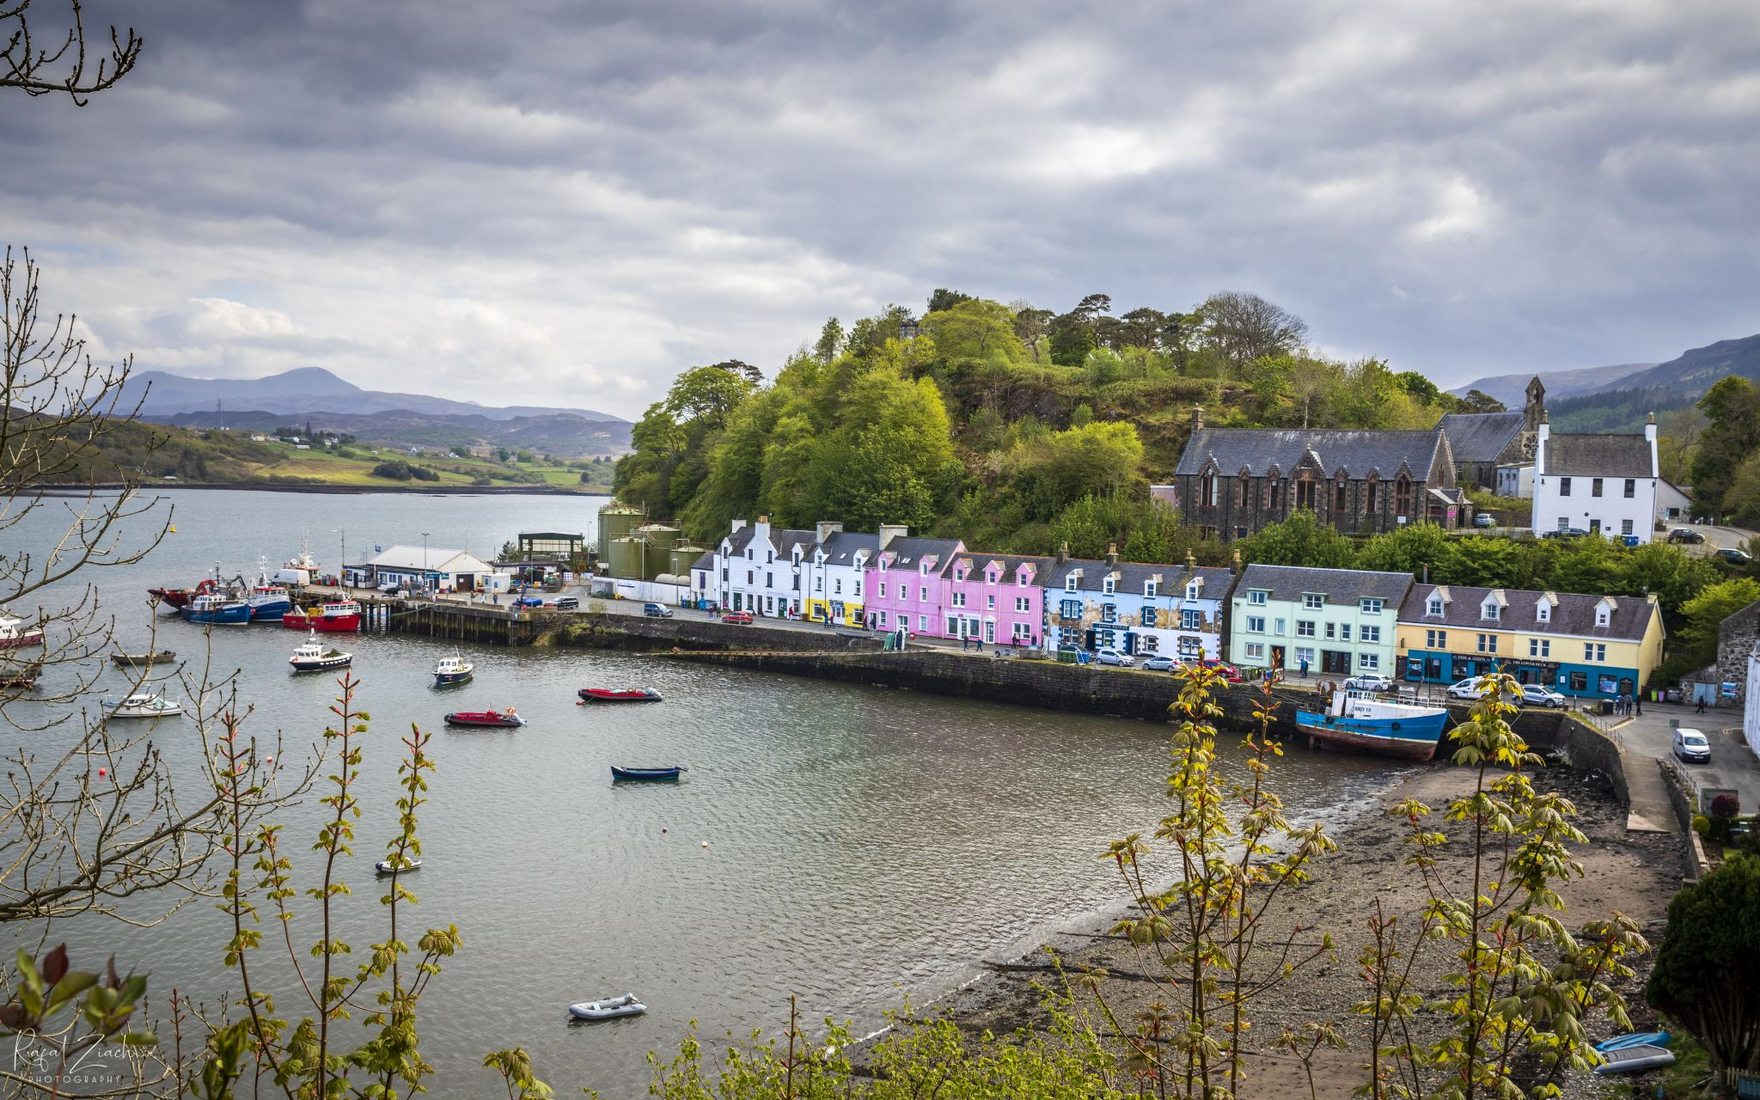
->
[[691, 550, 714, 572], [1399, 583, 1657, 642], [1234, 563, 1413, 604], [1541, 433, 1653, 477], [1437, 412, 1525, 464], [370, 546, 492, 574], [1174, 428, 1449, 480], [877, 537, 964, 573], [816, 531, 879, 566], [1047, 558, 1235, 597], [776, 529, 819, 558], [722, 526, 757, 554], [950, 552, 1055, 581]]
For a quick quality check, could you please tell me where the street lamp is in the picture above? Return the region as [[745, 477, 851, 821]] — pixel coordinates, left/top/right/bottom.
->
[[421, 532, 429, 598]]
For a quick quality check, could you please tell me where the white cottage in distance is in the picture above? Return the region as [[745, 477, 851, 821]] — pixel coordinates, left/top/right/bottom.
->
[[713, 516, 818, 618], [1531, 413, 1660, 544]]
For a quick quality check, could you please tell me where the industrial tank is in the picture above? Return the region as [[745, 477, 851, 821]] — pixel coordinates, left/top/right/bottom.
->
[[607, 536, 647, 581], [670, 545, 707, 576], [596, 503, 646, 560]]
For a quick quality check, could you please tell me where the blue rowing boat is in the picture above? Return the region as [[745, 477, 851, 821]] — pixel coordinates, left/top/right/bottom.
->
[[611, 765, 684, 782], [1595, 1031, 1670, 1053]]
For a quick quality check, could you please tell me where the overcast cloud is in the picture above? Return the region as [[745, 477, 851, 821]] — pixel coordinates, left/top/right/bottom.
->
[[2, 0, 1757, 419]]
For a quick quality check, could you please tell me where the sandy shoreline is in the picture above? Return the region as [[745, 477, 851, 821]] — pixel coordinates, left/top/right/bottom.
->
[[916, 759, 1686, 1098]]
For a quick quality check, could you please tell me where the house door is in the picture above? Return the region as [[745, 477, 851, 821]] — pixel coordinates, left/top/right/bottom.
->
[[1321, 650, 1351, 674], [1588, 519, 1601, 534], [1270, 646, 1285, 669], [984, 619, 995, 644]]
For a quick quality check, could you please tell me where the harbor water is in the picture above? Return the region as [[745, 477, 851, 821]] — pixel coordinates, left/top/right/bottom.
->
[[0, 490, 1413, 1096]]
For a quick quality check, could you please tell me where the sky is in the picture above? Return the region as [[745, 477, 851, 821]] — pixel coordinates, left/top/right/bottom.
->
[[2, 0, 1757, 421]]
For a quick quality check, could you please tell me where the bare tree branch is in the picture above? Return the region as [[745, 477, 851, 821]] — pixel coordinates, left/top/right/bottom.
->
[[0, 1, 142, 105]]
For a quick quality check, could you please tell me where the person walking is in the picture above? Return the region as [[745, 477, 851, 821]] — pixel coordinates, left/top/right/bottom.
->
[[1299, 656, 1310, 679], [1695, 696, 1707, 714]]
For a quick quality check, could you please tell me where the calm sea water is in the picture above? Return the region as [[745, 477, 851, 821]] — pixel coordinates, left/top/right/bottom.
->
[[0, 489, 1409, 1097]]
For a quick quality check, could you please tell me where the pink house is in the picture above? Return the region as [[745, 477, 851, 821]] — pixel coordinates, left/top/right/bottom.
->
[[944, 553, 1052, 648], [863, 535, 964, 636]]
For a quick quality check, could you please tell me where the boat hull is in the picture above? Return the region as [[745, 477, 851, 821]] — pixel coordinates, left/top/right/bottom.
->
[[611, 766, 682, 782], [111, 651, 176, 667], [568, 998, 645, 1021], [248, 599, 292, 622], [183, 603, 251, 625], [444, 711, 523, 728], [1295, 708, 1449, 761], [434, 670, 473, 687], [282, 611, 362, 632], [1593, 1044, 1676, 1074], [148, 587, 194, 608], [0, 630, 44, 649], [290, 655, 353, 673], [578, 688, 663, 703]]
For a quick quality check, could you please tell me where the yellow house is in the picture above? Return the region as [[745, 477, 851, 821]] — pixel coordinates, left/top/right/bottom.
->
[[1396, 583, 1664, 699], [803, 529, 878, 626]]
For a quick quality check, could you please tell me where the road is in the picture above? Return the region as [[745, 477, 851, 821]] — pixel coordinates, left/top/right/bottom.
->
[[1665, 521, 1758, 557], [1616, 701, 1760, 820]]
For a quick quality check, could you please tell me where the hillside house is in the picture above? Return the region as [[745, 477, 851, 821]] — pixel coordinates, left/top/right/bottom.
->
[[1531, 415, 1660, 543]]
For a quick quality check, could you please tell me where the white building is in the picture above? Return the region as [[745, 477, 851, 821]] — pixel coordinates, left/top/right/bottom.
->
[[368, 545, 497, 592], [803, 523, 884, 626], [1531, 414, 1660, 544], [1495, 463, 1534, 499], [1747, 641, 1760, 759], [1656, 480, 1693, 526], [713, 517, 816, 619]]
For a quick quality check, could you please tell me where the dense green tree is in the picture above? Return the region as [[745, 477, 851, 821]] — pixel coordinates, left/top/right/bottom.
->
[[813, 317, 844, 364], [1200, 291, 1308, 371], [1691, 375, 1760, 516], [1354, 522, 1462, 581], [1675, 577, 1760, 668], [924, 288, 973, 314], [917, 298, 1024, 363], [1646, 853, 1760, 1073], [1235, 510, 1356, 569]]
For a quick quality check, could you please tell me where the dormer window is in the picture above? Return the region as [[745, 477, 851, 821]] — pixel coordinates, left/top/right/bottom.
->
[[1481, 602, 1500, 621], [1102, 577, 1116, 596], [1186, 581, 1201, 600], [954, 568, 965, 582], [1427, 597, 1444, 616], [1595, 605, 1611, 628], [1065, 575, 1078, 592], [1536, 602, 1551, 623], [1144, 581, 1158, 598], [986, 570, 998, 585], [1247, 589, 1267, 606], [1302, 593, 1325, 610]]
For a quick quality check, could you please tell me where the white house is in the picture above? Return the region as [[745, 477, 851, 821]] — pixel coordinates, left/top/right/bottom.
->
[[802, 524, 883, 626], [713, 517, 817, 618], [1656, 480, 1693, 526], [1747, 641, 1760, 759], [1531, 414, 1660, 544], [1495, 463, 1534, 499], [368, 545, 497, 592]]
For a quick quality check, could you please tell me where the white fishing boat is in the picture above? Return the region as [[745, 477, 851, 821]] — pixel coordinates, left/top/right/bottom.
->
[[0, 615, 45, 649], [567, 993, 645, 1021], [106, 692, 184, 719], [374, 857, 423, 875], [433, 653, 474, 687], [289, 631, 353, 673]]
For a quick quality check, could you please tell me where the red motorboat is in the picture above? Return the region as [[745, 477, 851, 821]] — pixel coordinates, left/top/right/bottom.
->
[[577, 687, 664, 704], [282, 599, 363, 633], [443, 708, 524, 729], [148, 586, 196, 609]]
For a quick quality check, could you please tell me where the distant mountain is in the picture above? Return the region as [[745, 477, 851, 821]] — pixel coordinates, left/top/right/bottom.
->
[[1547, 334, 1760, 432], [119, 367, 631, 457], [1448, 362, 1655, 409], [120, 367, 626, 423]]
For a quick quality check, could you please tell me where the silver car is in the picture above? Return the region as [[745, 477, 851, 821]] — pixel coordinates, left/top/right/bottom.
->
[[1519, 684, 1567, 708]]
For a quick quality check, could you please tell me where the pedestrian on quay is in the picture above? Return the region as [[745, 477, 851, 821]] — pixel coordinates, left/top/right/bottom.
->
[[1696, 696, 1707, 714], [1299, 657, 1310, 679]]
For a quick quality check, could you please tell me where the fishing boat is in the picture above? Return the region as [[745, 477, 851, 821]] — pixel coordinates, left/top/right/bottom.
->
[[373, 857, 423, 875], [182, 592, 251, 626], [577, 687, 663, 703], [273, 540, 322, 586], [567, 993, 645, 1021], [289, 631, 353, 673], [610, 765, 684, 782], [443, 708, 523, 729], [110, 650, 177, 668], [282, 598, 363, 633], [0, 615, 45, 649], [1294, 687, 1450, 761], [245, 564, 294, 622], [147, 586, 196, 609], [433, 653, 474, 687], [106, 692, 184, 719], [0, 661, 42, 688]]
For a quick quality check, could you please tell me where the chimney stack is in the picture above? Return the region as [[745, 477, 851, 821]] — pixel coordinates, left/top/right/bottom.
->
[[815, 520, 844, 544], [1056, 541, 1069, 564], [1185, 550, 1197, 572], [877, 524, 908, 549], [1105, 543, 1119, 567], [731, 517, 747, 535], [1191, 405, 1204, 432]]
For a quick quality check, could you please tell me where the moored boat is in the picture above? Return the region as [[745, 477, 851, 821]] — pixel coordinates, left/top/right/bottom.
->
[[245, 569, 294, 622], [147, 586, 196, 609], [444, 708, 523, 728], [282, 598, 363, 633], [1294, 688, 1450, 761], [577, 687, 663, 703], [106, 692, 184, 719], [433, 653, 474, 687], [1592, 1044, 1676, 1075], [610, 765, 684, 782], [289, 631, 353, 673], [110, 650, 177, 667], [0, 615, 45, 649], [374, 857, 423, 875], [567, 993, 645, 1021], [0, 660, 42, 688], [182, 592, 251, 625]]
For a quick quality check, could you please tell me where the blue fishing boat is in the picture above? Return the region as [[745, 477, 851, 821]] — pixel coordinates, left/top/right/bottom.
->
[[611, 765, 684, 782], [1295, 688, 1450, 761], [182, 592, 251, 625], [246, 577, 293, 622], [1595, 1031, 1670, 1054]]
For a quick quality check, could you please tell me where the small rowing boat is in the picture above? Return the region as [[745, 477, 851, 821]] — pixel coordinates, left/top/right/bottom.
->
[[106, 692, 184, 720], [110, 650, 176, 668], [567, 993, 645, 1021], [610, 765, 684, 782], [577, 687, 663, 703], [374, 857, 423, 875]]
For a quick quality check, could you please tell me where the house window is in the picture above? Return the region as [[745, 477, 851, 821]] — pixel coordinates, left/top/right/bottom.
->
[[986, 595, 995, 610], [1143, 606, 1158, 627], [1102, 578, 1116, 596], [1145, 581, 1159, 598], [1481, 603, 1500, 621], [1536, 603, 1549, 622], [1366, 478, 1379, 511], [986, 571, 997, 585], [1182, 609, 1202, 630], [1296, 620, 1316, 637], [1065, 576, 1078, 592], [1185, 582, 1200, 600], [833, 579, 841, 594], [920, 586, 929, 602], [1268, 479, 1283, 510], [1477, 633, 1497, 653], [1246, 642, 1265, 660], [1273, 618, 1286, 634], [947, 615, 961, 635], [1560, 476, 1572, 497], [1529, 639, 1550, 658], [1621, 519, 1634, 536], [1556, 517, 1570, 531], [1324, 622, 1336, 639], [1361, 598, 1383, 614], [1013, 622, 1031, 641], [878, 582, 887, 598], [1303, 593, 1325, 609], [951, 592, 966, 608], [1200, 472, 1217, 507], [954, 569, 965, 582], [816, 577, 825, 592], [1569, 671, 1588, 691], [1014, 596, 1030, 612], [1296, 470, 1318, 510], [1425, 629, 1447, 648], [1395, 476, 1412, 518], [1591, 477, 1603, 497], [1236, 475, 1250, 508], [1017, 572, 1029, 587], [1595, 606, 1610, 627], [1334, 479, 1348, 511], [1624, 478, 1635, 498], [1059, 599, 1082, 618], [854, 580, 862, 596], [1294, 646, 1315, 666], [1359, 653, 1380, 670], [1247, 590, 1268, 606], [1247, 616, 1266, 633], [1178, 637, 1202, 657], [877, 611, 887, 627], [1101, 604, 1117, 622], [1584, 643, 1606, 662], [1427, 598, 1444, 616], [1340, 624, 1352, 641], [1361, 625, 1380, 643]]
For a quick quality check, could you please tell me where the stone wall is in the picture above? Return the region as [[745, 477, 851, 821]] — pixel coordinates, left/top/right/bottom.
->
[[1681, 597, 1760, 709], [550, 613, 882, 654]]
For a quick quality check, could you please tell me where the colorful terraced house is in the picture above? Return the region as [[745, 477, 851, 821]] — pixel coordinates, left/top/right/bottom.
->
[[863, 535, 965, 636], [803, 524, 879, 627], [943, 552, 1053, 647], [1396, 583, 1664, 699], [1045, 547, 1238, 660]]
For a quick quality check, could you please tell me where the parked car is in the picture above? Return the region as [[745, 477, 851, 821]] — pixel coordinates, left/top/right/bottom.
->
[[1447, 676, 1491, 700], [1541, 528, 1590, 539], [1473, 513, 1496, 528], [1096, 648, 1134, 667], [379, 581, 403, 594], [1520, 683, 1567, 708], [720, 610, 754, 624], [1140, 654, 1178, 671], [1673, 727, 1711, 763], [1715, 547, 1753, 565], [1667, 528, 1706, 544], [642, 602, 673, 617], [1343, 674, 1394, 693], [1196, 658, 1242, 683], [554, 596, 580, 610], [515, 595, 545, 607]]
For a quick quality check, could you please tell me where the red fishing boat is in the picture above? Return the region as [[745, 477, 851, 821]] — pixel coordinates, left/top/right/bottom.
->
[[577, 687, 664, 704], [282, 599, 363, 633], [443, 708, 524, 729], [148, 586, 196, 609]]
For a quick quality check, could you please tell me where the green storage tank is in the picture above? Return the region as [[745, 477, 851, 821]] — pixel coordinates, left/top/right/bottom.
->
[[596, 503, 646, 560], [607, 536, 647, 581], [632, 523, 680, 551], [670, 545, 706, 576]]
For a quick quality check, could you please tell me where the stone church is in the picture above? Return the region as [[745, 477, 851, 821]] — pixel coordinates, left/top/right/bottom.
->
[[1436, 377, 1546, 489]]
